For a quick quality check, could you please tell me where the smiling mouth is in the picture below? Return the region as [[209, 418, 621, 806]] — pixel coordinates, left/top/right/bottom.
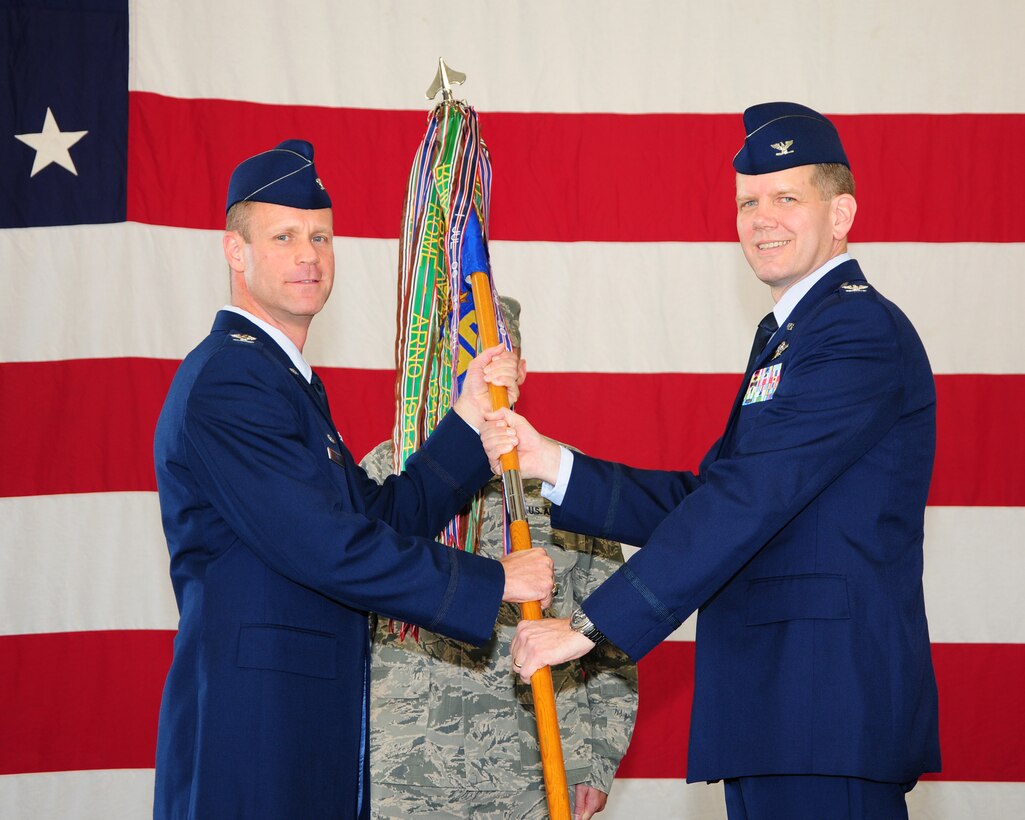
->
[[757, 240, 790, 250]]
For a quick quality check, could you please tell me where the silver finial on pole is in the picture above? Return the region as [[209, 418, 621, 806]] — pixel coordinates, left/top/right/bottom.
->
[[426, 58, 466, 102]]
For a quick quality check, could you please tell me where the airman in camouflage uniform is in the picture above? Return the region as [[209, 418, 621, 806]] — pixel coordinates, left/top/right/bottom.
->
[[365, 298, 638, 819]]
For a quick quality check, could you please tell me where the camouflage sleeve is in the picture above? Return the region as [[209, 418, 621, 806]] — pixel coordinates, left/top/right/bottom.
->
[[572, 535, 640, 794], [360, 440, 395, 484]]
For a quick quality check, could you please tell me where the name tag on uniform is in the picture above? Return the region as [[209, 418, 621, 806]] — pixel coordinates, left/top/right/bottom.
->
[[743, 363, 782, 405], [326, 447, 345, 466]]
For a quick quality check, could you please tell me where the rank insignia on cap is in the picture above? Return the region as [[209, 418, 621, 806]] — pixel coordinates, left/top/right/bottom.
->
[[841, 283, 870, 293], [771, 341, 789, 360], [230, 333, 257, 343], [225, 139, 332, 213], [734, 101, 849, 175]]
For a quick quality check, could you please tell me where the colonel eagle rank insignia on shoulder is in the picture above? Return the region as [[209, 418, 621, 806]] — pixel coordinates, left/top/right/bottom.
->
[[840, 283, 870, 293], [229, 332, 258, 343]]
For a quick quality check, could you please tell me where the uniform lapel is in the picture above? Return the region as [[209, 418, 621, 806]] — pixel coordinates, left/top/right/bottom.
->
[[714, 260, 866, 460], [212, 310, 360, 508], [212, 310, 339, 430]]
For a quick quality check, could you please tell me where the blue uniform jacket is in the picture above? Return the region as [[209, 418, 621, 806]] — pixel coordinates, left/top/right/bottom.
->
[[556, 261, 941, 784], [152, 311, 504, 819]]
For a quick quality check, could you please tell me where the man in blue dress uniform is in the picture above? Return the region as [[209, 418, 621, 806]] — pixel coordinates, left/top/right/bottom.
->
[[501, 103, 941, 819], [152, 140, 554, 819]]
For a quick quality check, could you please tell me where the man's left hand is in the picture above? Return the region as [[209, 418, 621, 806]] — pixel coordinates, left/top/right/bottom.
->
[[481, 408, 562, 484], [510, 617, 596, 683], [574, 784, 608, 820], [453, 345, 521, 428]]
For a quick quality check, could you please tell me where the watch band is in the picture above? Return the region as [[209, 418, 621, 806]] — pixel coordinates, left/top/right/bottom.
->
[[570, 607, 608, 646]]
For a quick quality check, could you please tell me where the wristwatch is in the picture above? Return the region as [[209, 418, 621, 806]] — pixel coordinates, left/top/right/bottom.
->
[[569, 607, 608, 646]]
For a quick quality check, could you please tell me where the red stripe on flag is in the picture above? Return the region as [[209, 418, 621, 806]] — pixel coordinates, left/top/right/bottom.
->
[[615, 641, 695, 779], [0, 360, 398, 497], [0, 358, 178, 497], [927, 643, 1025, 782], [126, 93, 424, 240], [2, 362, 1022, 505], [0, 631, 173, 775], [520, 372, 1025, 507], [930, 375, 1025, 506], [616, 641, 1025, 781], [2, 633, 1021, 779], [127, 92, 1025, 243]]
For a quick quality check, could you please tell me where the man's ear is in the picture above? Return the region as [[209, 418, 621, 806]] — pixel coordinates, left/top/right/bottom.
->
[[832, 193, 857, 241], [222, 231, 247, 273]]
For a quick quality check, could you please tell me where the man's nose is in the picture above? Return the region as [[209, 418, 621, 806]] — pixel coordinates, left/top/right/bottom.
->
[[295, 237, 322, 263], [751, 203, 776, 229]]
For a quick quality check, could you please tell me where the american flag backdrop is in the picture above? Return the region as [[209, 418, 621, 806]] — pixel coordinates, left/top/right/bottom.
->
[[2, 1, 1024, 817]]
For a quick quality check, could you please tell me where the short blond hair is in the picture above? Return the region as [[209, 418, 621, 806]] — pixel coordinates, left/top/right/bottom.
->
[[811, 163, 856, 199], [225, 201, 254, 242]]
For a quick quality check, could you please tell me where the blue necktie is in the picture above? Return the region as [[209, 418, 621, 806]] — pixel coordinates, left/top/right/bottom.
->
[[746, 312, 778, 372], [311, 371, 331, 416]]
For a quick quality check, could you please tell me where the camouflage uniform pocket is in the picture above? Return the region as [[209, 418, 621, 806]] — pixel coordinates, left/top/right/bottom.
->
[[369, 645, 432, 784]]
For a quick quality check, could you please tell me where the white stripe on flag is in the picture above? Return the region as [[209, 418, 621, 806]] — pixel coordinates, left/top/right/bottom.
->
[[0, 770, 157, 820], [4, 492, 1021, 643], [3, 770, 1021, 820], [602, 778, 1025, 819], [130, 0, 1025, 114], [4, 224, 1023, 374], [632, 504, 1025, 645], [1, 493, 178, 636]]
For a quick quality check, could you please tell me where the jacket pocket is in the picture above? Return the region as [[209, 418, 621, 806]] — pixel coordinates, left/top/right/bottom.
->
[[746, 574, 850, 626], [236, 623, 338, 679]]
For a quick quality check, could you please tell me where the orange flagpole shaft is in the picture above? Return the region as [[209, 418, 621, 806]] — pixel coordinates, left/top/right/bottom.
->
[[469, 271, 571, 820]]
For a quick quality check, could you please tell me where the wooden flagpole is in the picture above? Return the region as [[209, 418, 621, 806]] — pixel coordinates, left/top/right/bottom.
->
[[467, 271, 571, 820]]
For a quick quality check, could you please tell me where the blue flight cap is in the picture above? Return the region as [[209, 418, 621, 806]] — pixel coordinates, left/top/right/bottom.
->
[[225, 139, 332, 213], [733, 102, 849, 175]]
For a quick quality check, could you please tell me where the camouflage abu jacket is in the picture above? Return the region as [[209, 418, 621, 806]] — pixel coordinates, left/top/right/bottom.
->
[[363, 441, 638, 794]]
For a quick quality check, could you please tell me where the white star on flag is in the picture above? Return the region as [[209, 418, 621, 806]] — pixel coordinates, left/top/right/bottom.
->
[[15, 107, 88, 177]]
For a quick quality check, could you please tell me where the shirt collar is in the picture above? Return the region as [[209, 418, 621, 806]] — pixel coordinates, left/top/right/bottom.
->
[[221, 305, 313, 383], [772, 252, 851, 327]]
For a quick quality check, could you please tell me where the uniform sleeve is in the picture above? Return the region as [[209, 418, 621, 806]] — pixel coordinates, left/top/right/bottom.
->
[[182, 347, 503, 645], [578, 297, 908, 660], [572, 534, 639, 793], [353, 411, 494, 537], [552, 457, 704, 546]]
